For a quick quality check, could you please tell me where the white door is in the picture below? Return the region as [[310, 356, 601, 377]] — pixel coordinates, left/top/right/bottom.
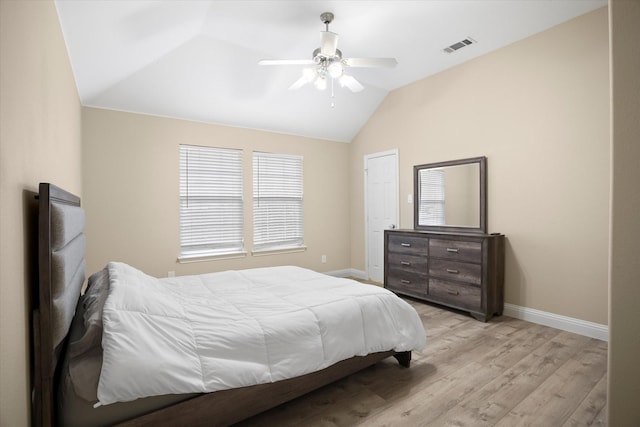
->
[[365, 150, 399, 283]]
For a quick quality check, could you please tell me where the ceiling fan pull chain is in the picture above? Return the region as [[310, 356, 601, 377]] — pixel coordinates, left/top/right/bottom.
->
[[330, 77, 335, 108]]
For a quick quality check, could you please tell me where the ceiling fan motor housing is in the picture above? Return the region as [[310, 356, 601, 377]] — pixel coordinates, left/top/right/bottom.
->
[[313, 48, 342, 61]]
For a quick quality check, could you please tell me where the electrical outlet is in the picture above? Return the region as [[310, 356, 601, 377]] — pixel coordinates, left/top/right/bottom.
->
[[168, 271, 175, 277], [321, 255, 327, 264]]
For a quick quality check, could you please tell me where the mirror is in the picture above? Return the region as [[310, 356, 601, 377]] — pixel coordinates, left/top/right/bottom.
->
[[414, 156, 486, 233]]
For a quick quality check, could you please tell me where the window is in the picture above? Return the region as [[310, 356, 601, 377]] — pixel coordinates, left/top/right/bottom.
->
[[253, 152, 304, 252], [179, 144, 244, 258], [418, 168, 445, 226]]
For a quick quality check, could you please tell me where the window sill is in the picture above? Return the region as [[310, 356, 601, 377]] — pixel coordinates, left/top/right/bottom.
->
[[178, 251, 248, 264], [251, 246, 307, 257]]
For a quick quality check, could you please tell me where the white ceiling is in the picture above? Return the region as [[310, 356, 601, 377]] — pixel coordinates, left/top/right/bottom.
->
[[55, 0, 606, 142]]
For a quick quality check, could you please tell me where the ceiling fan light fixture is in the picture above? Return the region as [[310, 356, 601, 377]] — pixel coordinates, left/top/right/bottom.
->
[[327, 61, 343, 78], [314, 76, 327, 91]]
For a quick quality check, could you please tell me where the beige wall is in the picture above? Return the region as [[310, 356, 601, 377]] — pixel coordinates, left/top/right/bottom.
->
[[82, 108, 350, 278], [608, 1, 640, 424], [0, 1, 83, 425], [350, 7, 610, 324]]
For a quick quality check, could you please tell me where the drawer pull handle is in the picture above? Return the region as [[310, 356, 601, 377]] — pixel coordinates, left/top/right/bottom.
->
[[447, 290, 460, 296], [401, 243, 411, 247], [400, 280, 411, 284], [401, 261, 411, 266], [446, 248, 459, 253], [446, 269, 460, 274]]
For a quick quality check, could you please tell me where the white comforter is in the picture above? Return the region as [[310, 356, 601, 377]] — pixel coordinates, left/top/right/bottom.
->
[[97, 263, 426, 406]]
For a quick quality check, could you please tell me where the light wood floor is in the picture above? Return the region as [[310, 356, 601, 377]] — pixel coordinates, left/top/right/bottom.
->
[[236, 298, 608, 426]]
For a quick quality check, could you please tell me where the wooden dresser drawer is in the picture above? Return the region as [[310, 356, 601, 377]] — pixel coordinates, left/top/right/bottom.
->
[[429, 259, 481, 285], [387, 253, 428, 275], [387, 234, 429, 255], [386, 268, 427, 298], [429, 239, 482, 263], [429, 279, 481, 311]]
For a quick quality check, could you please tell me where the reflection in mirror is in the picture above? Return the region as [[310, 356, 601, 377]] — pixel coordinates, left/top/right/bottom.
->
[[418, 163, 480, 227], [414, 156, 486, 233]]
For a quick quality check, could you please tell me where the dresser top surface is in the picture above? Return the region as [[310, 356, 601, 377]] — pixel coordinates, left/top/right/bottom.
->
[[387, 229, 503, 238]]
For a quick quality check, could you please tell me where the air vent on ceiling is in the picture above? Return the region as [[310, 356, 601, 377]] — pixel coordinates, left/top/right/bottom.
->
[[443, 37, 476, 53]]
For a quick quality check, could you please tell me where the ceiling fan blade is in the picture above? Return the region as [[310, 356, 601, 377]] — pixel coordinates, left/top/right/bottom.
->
[[338, 74, 364, 93], [288, 75, 311, 90], [342, 57, 398, 68], [288, 68, 317, 90], [320, 31, 338, 57], [258, 59, 315, 66]]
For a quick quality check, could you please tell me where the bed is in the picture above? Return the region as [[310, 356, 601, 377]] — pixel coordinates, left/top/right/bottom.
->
[[32, 183, 426, 427]]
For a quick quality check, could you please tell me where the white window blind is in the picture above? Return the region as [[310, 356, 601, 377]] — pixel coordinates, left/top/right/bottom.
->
[[253, 152, 303, 251], [180, 144, 243, 257], [418, 169, 446, 226]]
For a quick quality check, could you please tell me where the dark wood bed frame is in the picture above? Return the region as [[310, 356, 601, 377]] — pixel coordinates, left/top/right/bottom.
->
[[32, 182, 411, 427]]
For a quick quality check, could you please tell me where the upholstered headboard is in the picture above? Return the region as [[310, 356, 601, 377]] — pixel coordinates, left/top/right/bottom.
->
[[33, 183, 85, 427]]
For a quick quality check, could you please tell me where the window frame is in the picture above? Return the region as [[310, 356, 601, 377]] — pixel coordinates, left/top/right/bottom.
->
[[252, 151, 305, 254], [178, 144, 246, 261]]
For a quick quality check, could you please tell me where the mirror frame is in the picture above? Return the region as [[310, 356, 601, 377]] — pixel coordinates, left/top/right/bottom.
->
[[413, 156, 487, 234]]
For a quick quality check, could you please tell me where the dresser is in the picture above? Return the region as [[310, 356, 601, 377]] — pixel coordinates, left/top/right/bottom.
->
[[384, 229, 505, 321]]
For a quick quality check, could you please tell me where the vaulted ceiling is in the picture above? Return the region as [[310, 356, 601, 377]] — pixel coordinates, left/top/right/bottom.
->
[[55, 0, 606, 142]]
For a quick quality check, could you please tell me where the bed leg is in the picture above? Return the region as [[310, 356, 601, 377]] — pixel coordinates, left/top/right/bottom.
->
[[393, 351, 411, 368]]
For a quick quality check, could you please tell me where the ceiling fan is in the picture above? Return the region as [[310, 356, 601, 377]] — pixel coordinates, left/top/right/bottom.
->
[[258, 12, 397, 93]]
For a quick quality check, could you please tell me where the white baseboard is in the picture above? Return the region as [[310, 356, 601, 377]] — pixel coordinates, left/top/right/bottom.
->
[[325, 268, 367, 280], [323, 272, 608, 341], [503, 303, 608, 342]]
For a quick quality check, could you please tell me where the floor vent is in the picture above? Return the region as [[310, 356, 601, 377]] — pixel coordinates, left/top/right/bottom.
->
[[443, 37, 476, 53]]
